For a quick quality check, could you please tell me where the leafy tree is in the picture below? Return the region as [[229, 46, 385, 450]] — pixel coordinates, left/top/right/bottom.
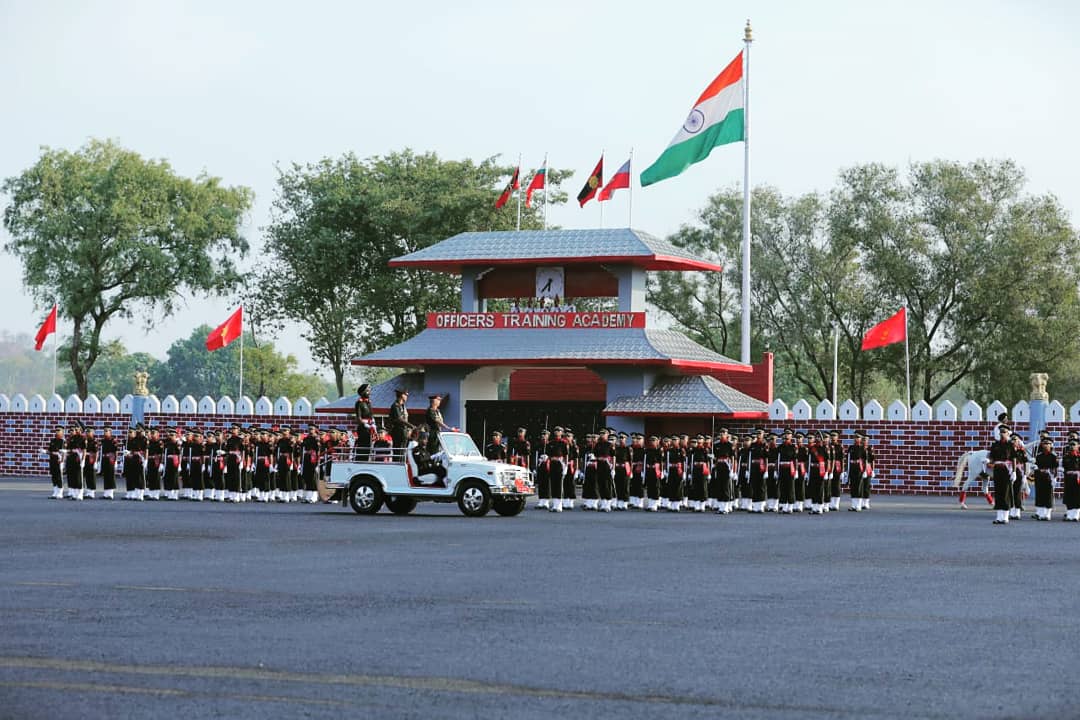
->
[[2, 139, 253, 398], [56, 339, 159, 398], [154, 325, 331, 400], [251, 149, 572, 396]]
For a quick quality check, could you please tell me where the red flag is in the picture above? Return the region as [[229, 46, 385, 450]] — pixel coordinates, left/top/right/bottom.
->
[[206, 307, 243, 351], [34, 304, 57, 351], [525, 166, 546, 208], [495, 166, 520, 209], [577, 155, 603, 207], [598, 158, 631, 202], [861, 307, 907, 351]]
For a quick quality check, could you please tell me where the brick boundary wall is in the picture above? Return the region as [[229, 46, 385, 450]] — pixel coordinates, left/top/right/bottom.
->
[[3, 410, 1076, 499]]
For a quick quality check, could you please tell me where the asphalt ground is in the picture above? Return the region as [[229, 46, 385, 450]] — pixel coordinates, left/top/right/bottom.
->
[[0, 479, 1077, 720]]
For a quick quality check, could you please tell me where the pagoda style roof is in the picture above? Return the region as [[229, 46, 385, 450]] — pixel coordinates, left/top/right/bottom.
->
[[352, 328, 749, 373], [604, 375, 768, 417], [388, 228, 723, 273], [315, 373, 427, 415]]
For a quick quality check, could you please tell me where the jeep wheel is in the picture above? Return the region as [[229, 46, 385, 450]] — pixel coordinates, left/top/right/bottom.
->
[[349, 478, 383, 515], [385, 496, 417, 515], [493, 497, 526, 517], [457, 481, 492, 518]]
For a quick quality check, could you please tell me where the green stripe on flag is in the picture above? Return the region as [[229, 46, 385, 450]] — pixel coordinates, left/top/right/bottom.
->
[[640, 109, 744, 187]]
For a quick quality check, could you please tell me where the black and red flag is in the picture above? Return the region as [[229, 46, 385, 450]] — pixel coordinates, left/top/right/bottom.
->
[[495, 166, 520, 209], [577, 155, 603, 207]]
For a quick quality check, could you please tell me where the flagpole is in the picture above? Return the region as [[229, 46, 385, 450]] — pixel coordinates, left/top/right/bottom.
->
[[515, 153, 522, 232], [739, 20, 753, 365], [542, 153, 549, 230], [599, 150, 605, 229], [51, 316, 58, 398], [903, 305, 911, 411], [239, 317, 245, 401], [628, 147, 634, 228], [832, 324, 838, 415]]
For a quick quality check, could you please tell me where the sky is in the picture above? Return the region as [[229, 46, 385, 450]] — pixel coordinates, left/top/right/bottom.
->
[[1, 0, 1077, 388]]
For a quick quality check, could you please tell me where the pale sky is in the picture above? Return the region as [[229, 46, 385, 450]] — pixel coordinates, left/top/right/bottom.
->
[[1, 0, 1077, 386]]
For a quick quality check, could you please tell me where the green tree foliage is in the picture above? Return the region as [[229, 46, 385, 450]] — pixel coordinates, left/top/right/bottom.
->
[[2, 139, 253, 398], [250, 149, 571, 396], [56, 339, 159, 398], [154, 325, 331, 400], [654, 160, 1080, 404]]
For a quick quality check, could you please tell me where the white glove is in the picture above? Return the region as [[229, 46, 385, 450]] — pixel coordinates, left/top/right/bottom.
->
[[840, 472, 848, 483], [538, 454, 548, 462]]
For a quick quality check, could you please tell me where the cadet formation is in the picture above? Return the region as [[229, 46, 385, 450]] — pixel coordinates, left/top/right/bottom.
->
[[39, 389, 1080, 521], [43, 420, 346, 504]]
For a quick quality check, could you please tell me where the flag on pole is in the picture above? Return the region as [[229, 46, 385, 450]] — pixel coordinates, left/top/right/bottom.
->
[[495, 166, 520, 209], [576, 155, 603, 207], [640, 51, 745, 187], [525, 165, 546, 208], [206, 306, 244, 351], [34, 304, 57, 351], [861, 307, 907, 350], [598, 158, 631, 201]]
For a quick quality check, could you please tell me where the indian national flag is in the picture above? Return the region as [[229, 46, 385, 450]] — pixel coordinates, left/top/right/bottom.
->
[[640, 51, 744, 187]]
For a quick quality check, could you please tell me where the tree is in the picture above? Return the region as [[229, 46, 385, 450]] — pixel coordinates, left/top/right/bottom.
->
[[831, 160, 1080, 403], [56, 339, 159, 398], [2, 139, 253, 398], [251, 150, 572, 396], [154, 325, 331, 400]]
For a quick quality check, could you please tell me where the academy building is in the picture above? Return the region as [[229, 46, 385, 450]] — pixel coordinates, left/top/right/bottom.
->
[[318, 228, 772, 438]]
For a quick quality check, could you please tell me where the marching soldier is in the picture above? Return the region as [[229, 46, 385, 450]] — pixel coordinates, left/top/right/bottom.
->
[[275, 426, 296, 503], [354, 384, 375, 460], [561, 429, 578, 510], [145, 427, 163, 501], [593, 428, 615, 512], [988, 424, 1015, 524], [777, 428, 798, 514], [253, 428, 273, 502], [828, 430, 845, 511], [125, 425, 147, 501], [534, 428, 551, 510], [689, 434, 711, 512], [794, 431, 808, 512], [847, 431, 869, 511], [1008, 432, 1029, 521], [544, 427, 569, 513], [581, 433, 598, 510], [1063, 438, 1080, 522], [749, 428, 767, 513], [64, 422, 85, 500], [736, 433, 753, 510], [643, 435, 664, 512], [188, 429, 206, 501], [82, 425, 98, 499], [807, 431, 830, 515], [628, 433, 646, 510], [162, 429, 181, 500], [1032, 435, 1057, 521], [508, 428, 530, 469], [765, 432, 780, 512], [613, 432, 631, 511], [711, 428, 736, 514], [44, 425, 65, 499], [663, 435, 686, 512], [100, 427, 118, 500], [300, 424, 322, 503]]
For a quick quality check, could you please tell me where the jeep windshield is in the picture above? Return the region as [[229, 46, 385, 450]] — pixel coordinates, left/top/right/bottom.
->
[[439, 433, 483, 459]]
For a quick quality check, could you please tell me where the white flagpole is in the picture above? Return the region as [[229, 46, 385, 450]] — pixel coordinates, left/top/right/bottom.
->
[[832, 324, 839, 415], [628, 147, 634, 228], [599, 150, 605, 229], [238, 309, 245, 401], [542, 153, 549, 230], [903, 305, 911, 411], [515, 153, 522, 232], [739, 20, 753, 365], [51, 313, 58, 398]]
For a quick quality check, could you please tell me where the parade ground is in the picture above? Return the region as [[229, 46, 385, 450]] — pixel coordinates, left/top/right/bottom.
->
[[0, 480, 1076, 720]]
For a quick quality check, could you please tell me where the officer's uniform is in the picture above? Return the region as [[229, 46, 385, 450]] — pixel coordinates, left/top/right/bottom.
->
[[988, 427, 1015, 524], [1033, 438, 1057, 521], [533, 430, 551, 509]]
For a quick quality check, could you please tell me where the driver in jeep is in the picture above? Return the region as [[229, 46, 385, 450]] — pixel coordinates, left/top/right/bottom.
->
[[411, 429, 448, 486]]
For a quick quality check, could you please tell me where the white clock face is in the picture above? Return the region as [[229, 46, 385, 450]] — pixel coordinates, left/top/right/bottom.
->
[[535, 267, 564, 299]]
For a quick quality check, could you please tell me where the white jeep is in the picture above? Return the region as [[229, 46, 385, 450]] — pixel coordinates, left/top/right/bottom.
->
[[326, 431, 534, 517]]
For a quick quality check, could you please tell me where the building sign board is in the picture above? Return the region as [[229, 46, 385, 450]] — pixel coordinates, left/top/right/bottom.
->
[[427, 312, 646, 330]]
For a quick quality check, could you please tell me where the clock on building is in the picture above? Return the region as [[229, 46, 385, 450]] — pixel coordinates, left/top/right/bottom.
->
[[535, 266, 564, 299]]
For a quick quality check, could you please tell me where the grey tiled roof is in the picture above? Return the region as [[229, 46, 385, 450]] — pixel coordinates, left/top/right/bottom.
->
[[316, 373, 427, 414], [604, 375, 769, 415], [353, 329, 744, 367], [388, 229, 721, 271]]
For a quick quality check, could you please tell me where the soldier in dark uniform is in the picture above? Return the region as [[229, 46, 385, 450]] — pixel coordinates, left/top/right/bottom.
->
[[794, 431, 808, 512], [688, 434, 711, 512], [44, 425, 66, 499], [593, 428, 615, 512], [628, 433, 646, 509], [145, 427, 162, 500], [613, 431, 631, 511], [846, 431, 869, 511], [765, 432, 780, 512], [125, 425, 147, 501], [828, 430, 845, 511], [508, 428, 530, 470], [275, 426, 295, 503], [561, 429, 578, 510], [749, 428, 768, 513], [777, 428, 798, 513], [411, 428, 447, 486], [988, 424, 1015, 524], [300, 424, 322, 503], [82, 425, 98, 499], [354, 384, 375, 460], [1008, 432, 1029, 521], [485, 430, 507, 461], [100, 427, 118, 500], [663, 435, 686, 512], [643, 435, 664, 512], [1032, 435, 1057, 521], [160, 429, 179, 500], [534, 428, 551, 509], [862, 433, 876, 510], [223, 424, 243, 502], [64, 423, 85, 500], [581, 432, 598, 510], [735, 433, 753, 510], [388, 389, 412, 452], [1063, 438, 1080, 522], [544, 427, 569, 513], [709, 428, 734, 513], [425, 394, 450, 452], [253, 428, 273, 502], [807, 431, 829, 514], [187, 430, 205, 501]]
